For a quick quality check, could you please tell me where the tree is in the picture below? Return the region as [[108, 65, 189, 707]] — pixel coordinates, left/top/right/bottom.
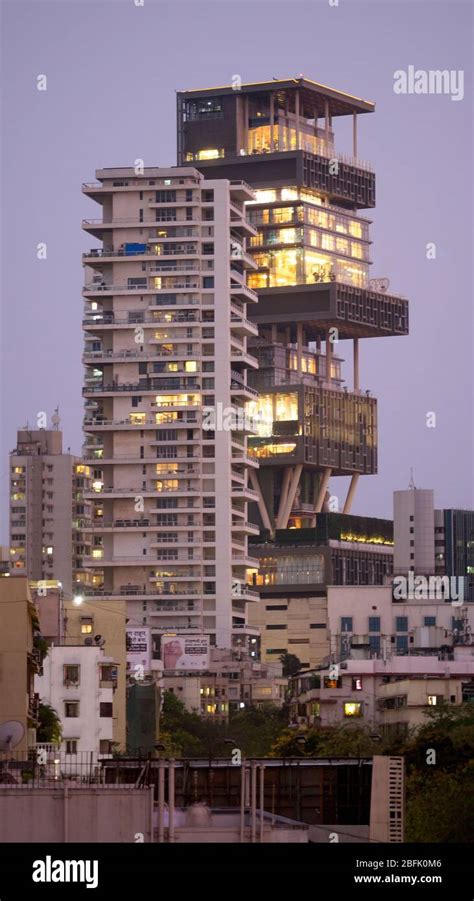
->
[[37, 703, 62, 743], [279, 652, 302, 677]]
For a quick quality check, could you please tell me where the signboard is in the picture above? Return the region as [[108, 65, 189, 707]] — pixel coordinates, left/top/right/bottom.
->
[[126, 627, 151, 673], [161, 634, 209, 671]]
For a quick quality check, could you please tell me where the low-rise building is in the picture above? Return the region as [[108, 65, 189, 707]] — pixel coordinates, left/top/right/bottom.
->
[[163, 648, 286, 720], [35, 644, 119, 761], [289, 646, 474, 736], [0, 577, 42, 754]]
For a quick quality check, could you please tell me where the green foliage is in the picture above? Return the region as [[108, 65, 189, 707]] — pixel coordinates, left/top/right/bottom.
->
[[158, 691, 286, 758], [279, 652, 302, 677], [37, 703, 62, 744], [403, 703, 474, 842], [269, 725, 386, 758]]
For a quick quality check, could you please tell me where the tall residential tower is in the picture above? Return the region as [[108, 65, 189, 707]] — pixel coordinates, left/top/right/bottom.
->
[[177, 77, 409, 530], [81, 167, 259, 651]]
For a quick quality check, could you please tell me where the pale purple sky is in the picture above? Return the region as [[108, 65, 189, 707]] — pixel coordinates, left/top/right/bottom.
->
[[1, 0, 472, 540]]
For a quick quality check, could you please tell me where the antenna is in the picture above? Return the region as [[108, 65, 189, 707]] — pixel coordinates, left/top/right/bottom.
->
[[0, 721, 25, 752], [409, 468, 416, 490], [51, 407, 61, 430]]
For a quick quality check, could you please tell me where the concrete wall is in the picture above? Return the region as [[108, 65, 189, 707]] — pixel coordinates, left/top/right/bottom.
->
[[0, 788, 153, 843]]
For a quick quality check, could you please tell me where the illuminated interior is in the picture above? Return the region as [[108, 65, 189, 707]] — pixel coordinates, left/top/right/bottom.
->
[[247, 392, 299, 437]]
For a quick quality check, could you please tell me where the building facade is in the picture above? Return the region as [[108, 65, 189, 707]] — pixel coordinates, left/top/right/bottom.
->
[[178, 76, 409, 529], [394, 487, 474, 600], [81, 167, 259, 655], [35, 644, 118, 760], [9, 428, 92, 596], [0, 577, 42, 754]]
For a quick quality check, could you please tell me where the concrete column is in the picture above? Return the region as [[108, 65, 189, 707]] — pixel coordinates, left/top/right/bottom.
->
[[275, 466, 292, 530], [271, 324, 278, 344], [353, 338, 360, 391], [324, 100, 330, 152], [244, 96, 249, 154], [251, 761, 257, 843], [295, 90, 300, 150], [249, 469, 272, 531], [270, 92, 275, 152], [281, 463, 303, 527], [353, 112, 358, 158], [240, 762, 247, 842], [168, 759, 175, 843], [343, 473, 360, 514], [296, 322, 304, 374], [326, 331, 333, 384], [314, 467, 332, 513], [259, 764, 265, 842], [158, 760, 165, 843]]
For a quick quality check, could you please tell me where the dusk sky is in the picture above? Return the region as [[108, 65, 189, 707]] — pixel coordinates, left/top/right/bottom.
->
[[1, 0, 472, 541]]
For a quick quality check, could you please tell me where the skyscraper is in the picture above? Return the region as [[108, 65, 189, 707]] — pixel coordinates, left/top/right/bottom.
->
[[81, 167, 259, 652], [177, 77, 409, 529]]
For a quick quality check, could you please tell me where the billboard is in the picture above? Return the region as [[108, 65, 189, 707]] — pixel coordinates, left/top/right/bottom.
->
[[161, 634, 209, 671], [126, 627, 151, 674]]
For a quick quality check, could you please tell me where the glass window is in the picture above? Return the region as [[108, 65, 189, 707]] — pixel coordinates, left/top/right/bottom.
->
[[424, 616, 436, 627], [344, 702, 362, 717], [396, 635, 408, 652], [341, 616, 353, 632], [369, 635, 380, 653], [368, 616, 380, 632], [396, 616, 408, 632]]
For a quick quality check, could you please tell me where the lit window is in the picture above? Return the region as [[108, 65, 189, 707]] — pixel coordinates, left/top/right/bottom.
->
[[129, 413, 146, 425], [344, 702, 362, 717], [185, 361, 197, 372], [281, 188, 298, 201], [197, 149, 223, 160]]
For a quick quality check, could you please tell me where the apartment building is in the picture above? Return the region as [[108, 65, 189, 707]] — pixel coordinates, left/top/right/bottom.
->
[[9, 428, 92, 596], [394, 486, 474, 599], [63, 595, 127, 750], [327, 584, 474, 659], [81, 167, 260, 656], [0, 577, 42, 754], [163, 648, 286, 721], [35, 644, 118, 761], [289, 647, 474, 736]]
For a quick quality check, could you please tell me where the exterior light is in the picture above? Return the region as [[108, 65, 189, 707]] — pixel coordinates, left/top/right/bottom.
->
[[72, 595, 84, 606]]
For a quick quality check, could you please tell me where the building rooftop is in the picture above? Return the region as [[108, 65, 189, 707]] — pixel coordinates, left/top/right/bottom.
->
[[178, 76, 375, 117]]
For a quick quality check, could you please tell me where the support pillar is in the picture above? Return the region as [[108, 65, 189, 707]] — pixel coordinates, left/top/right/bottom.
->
[[281, 463, 303, 528], [353, 112, 358, 158], [343, 473, 360, 514], [271, 324, 278, 344], [275, 466, 292, 530], [353, 337, 360, 391], [270, 92, 275, 152], [296, 322, 304, 374], [168, 759, 175, 843], [158, 760, 165, 843], [314, 467, 332, 514], [326, 331, 333, 384], [249, 469, 272, 531], [295, 89, 300, 150], [324, 100, 330, 153]]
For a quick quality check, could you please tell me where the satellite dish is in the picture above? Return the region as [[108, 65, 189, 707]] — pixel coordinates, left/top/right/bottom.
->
[[84, 637, 93, 646], [94, 635, 105, 648], [0, 721, 25, 752]]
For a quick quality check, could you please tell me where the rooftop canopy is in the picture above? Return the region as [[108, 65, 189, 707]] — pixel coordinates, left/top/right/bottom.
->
[[178, 76, 375, 118]]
